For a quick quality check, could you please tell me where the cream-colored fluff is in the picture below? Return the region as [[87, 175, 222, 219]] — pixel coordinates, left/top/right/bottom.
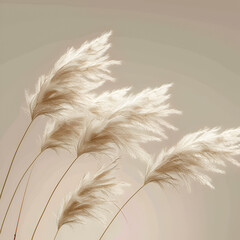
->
[[25, 31, 120, 120], [57, 160, 127, 229], [144, 127, 240, 189]]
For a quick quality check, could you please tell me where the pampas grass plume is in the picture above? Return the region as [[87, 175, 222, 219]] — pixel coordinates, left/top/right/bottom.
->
[[77, 84, 180, 161], [144, 127, 240, 189], [57, 160, 127, 229], [98, 127, 240, 240], [25, 31, 120, 120]]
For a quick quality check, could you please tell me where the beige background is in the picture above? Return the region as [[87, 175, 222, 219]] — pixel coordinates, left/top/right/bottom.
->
[[0, 1, 240, 240]]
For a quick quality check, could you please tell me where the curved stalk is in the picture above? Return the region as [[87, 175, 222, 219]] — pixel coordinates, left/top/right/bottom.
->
[[0, 152, 42, 233], [53, 230, 59, 240], [99, 184, 145, 240], [0, 120, 33, 199], [31, 156, 79, 240], [14, 166, 34, 240]]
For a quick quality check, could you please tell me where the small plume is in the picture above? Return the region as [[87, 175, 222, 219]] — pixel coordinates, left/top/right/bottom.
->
[[25, 31, 120, 120], [144, 128, 240, 189], [57, 160, 127, 229], [41, 113, 89, 153]]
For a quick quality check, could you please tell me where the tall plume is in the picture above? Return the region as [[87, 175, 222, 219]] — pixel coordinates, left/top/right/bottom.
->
[[91, 84, 180, 139], [108, 84, 180, 139], [25, 31, 120, 120], [57, 160, 126, 229], [144, 128, 240, 189], [77, 84, 180, 161]]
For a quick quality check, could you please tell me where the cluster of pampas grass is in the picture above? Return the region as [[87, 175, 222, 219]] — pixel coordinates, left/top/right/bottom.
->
[[31, 72, 180, 240], [0, 32, 120, 233], [0, 31, 239, 240], [1, 79, 179, 236], [0, 31, 119, 200]]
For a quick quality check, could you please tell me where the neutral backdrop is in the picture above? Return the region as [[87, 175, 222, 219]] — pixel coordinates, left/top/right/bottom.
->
[[0, 1, 240, 240]]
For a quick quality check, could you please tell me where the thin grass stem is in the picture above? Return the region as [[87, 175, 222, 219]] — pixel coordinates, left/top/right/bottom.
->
[[99, 184, 145, 240], [0, 120, 33, 199], [0, 152, 42, 233], [53, 229, 59, 240], [14, 166, 34, 240], [31, 156, 79, 240]]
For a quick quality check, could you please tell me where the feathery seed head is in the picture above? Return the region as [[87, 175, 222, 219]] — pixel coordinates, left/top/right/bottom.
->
[[76, 84, 180, 162], [57, 160, 128, 229], [144, 127, 240, 189], [41, 113, 90, 153], [25, 31, 120, 120]]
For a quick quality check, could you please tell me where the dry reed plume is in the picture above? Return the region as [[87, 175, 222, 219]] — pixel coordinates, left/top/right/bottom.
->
[[97, 84, 180, 138], [99, 127, 240, 239], [25, 31, 120, 120], [144, 127, 240, 188], [77, 84, 180, 160], [55, 160, 127, 240]]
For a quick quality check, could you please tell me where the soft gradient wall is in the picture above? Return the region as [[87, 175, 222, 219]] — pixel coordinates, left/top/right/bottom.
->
[[0, 1, 240, 240]]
